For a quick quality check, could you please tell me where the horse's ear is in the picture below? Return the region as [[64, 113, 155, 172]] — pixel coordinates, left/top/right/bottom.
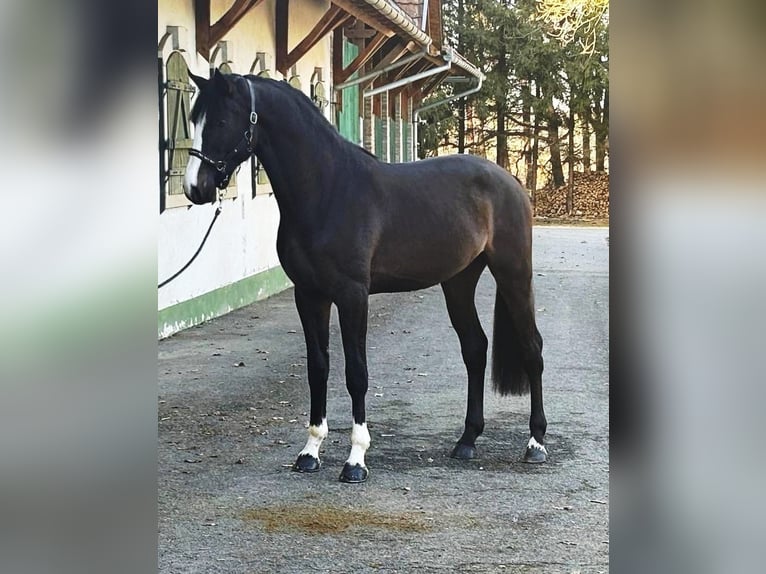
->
[[212, 68, 233, 95], [188, 70, 209, 91]]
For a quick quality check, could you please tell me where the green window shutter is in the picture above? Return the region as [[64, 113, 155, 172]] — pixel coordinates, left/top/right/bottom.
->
[[337, 40, 359, 144], [402, 122, 411, 162], [288, 73, 302, 90], [164, 51, 194, 208], [389, 118, 396, 163], [374, 116, 383, 160]]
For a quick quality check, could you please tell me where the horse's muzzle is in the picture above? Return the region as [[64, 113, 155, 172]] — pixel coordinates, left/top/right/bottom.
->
[[185, 184, 215, 205]]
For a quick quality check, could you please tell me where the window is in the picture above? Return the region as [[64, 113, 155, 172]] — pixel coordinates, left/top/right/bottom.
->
[[160, 50, 194, 210]]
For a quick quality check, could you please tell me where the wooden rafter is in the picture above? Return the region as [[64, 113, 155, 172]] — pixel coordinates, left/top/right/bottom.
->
[[194, 0, 211, 59], [211, 0, 263, 46], [420, 70, 451, 96], [195, 0, 265, 60], [390, 58, 429, 84], [334, 31, 388, 85], [386, 60, 433, 100], [345, 39, 418, 92], [276, 1, 353, 75], [331, 0, 394, 36], [333, 28, 344, 96], [371, 40, 414, 72], [427, 0, 443, 49], [343, 25, 379, 40]]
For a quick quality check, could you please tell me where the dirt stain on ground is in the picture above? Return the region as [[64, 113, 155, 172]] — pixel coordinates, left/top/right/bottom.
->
[[242, 504, 432, 535]]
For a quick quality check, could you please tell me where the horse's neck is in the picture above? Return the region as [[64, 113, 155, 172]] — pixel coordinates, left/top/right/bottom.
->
[[255, 93, 344, 226]]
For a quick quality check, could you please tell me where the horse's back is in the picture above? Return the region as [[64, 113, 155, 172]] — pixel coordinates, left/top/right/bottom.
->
[[365, 155, 530, 292]]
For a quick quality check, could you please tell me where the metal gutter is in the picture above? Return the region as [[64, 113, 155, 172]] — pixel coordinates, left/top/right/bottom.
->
[[412, 73, 484, 158], [334, 50, 427, 91], [363, 52, 452, 97], [449, 50, 483, 80]]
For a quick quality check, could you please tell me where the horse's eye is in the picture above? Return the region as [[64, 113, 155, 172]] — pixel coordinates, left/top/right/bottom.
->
[[217, 119, 227, 127]]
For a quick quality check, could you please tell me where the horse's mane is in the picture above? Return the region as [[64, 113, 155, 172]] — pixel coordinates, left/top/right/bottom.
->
[[190, 74, 378, 160], [250, 76, 378, 159]]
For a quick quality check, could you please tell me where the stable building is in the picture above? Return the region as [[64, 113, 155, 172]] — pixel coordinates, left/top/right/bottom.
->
[[158, 0, 483, 338]]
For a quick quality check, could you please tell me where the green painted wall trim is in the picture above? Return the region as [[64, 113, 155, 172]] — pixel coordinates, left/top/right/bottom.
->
[[158, 266, 292, 339], [337, 40, 360, 143]]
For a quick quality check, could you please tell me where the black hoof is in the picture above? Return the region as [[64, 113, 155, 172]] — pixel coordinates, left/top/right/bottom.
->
[[339, 462, 368, 483], [450, 442, 477, 460], [292, 453, 321, 473], [523, 444, 547, 464]]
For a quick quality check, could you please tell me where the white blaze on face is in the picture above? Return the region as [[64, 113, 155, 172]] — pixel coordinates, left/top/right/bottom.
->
[[183, 113, 206, 197], [346, 422, 370, 467], [298, 418, 328, 460]]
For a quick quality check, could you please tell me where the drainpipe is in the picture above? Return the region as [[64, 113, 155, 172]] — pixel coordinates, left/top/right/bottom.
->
[[360, 49, 453, 160], [363, 49, 453, 98], [334, 50, 427, 91], [351, 49, 453, 159], [412, 74, 484, 159]]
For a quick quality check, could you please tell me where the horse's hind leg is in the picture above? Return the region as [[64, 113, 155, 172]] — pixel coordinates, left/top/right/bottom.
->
[[442, 255, 489, 460], [489, 258, 547, 463]]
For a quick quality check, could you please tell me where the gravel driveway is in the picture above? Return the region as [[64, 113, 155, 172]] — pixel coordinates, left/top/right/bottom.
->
[[159, 226, 609, 573]]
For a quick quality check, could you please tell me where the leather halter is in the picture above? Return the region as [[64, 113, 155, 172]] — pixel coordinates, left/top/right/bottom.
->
[[189, 77, 258, 190]]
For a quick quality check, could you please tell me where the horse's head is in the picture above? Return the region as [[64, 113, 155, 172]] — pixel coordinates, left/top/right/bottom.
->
[[184, 70, 259, 204]]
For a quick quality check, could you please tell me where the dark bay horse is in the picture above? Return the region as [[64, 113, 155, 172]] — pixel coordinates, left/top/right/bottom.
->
[[183, 70, 546, 483]]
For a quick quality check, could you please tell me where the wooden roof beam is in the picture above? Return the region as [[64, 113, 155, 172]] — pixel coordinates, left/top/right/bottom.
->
[[211, 0, 264, 47], [334, 31, 388, 85], [277, 1, 353, 75], [194, 0, 211, 60], [195, 0, 265, 60], [420, 70, 451, 96], [331, 0, 394, 37]]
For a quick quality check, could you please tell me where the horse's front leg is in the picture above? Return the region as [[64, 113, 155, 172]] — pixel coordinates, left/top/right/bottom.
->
[[292, 288, 332, 473], [335, 282, 371, 483]]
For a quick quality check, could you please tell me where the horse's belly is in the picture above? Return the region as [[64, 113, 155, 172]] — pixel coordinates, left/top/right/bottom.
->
[[369, 272, 439, 294], [370, 239, 484, 294]]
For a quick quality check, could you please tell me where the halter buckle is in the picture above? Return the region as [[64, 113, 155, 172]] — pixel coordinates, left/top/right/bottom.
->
[[250, 112, 258, 125]]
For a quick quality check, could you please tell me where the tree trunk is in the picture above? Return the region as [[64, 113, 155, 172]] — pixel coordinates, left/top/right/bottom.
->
[[595, 124, 606, 171], [582, 111, 591, 173], [594, 87, 608, 172], [522, 84, 533, 187], [531, 83, 541, 209], [567, 100, 575, 215], [595, 87, 608, 171], [457, 0, 465, 154], [497, 106, 508, 169], [495, 27, 508, 169], [548, 112, 565, 188]]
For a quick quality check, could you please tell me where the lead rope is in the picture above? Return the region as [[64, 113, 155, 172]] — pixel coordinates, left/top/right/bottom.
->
[[158, 200, 222, 289]]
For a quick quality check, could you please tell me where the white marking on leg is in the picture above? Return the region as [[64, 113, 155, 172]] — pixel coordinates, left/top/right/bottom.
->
[[298, 418, 328, 460], [346, 422, 370, 467], [527, 436, 548, 454], [183, 113, 206, 197]]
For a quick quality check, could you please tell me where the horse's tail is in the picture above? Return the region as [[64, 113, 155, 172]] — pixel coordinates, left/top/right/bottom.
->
[[491, 290, 531, 396]]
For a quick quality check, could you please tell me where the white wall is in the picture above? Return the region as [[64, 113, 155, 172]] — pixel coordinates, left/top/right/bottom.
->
[[158, 0, 332, 311]]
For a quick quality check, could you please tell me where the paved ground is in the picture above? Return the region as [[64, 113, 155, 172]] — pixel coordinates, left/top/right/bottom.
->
[[158, 226, 609, 573]]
